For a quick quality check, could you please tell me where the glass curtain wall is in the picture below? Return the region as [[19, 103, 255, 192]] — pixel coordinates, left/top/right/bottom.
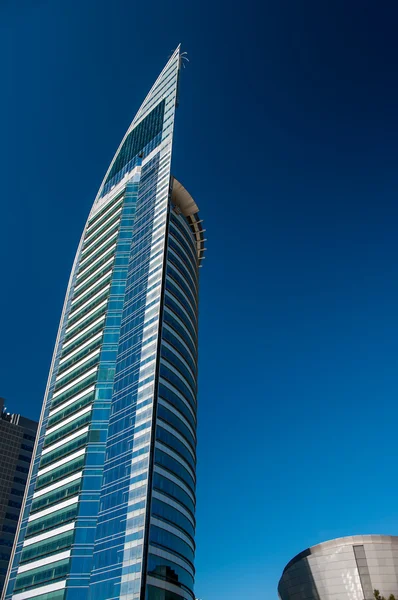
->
[[4, 46, 204, 600]]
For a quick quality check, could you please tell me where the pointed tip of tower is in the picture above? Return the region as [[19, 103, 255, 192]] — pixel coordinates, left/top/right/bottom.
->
[[94, 45, 182, 203], [170, 44, 181, 61]]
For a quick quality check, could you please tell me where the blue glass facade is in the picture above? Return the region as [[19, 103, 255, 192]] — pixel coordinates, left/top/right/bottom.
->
[[4, 46, 204, 600]]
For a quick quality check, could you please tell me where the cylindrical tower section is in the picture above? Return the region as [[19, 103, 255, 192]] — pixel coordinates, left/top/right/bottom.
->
[[145, 179, 204, 600], [278, 535, 398, 600]]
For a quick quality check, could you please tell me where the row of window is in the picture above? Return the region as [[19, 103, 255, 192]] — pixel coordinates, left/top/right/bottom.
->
[[73, 256, 114, 303], [58, 336, 102, 374], [51, 226, 118, 477], [82, 209, 121, 256], [59, 321, 104, 362], [155, 447, 195, 494], [50, 373, 97, 411], [160, 364, 195, 414], [18, 453, 32, 463], [167, 255, 197, 311], [150, 525, 194, 567], [20, 442, 34, 452], [54, 355, 99, 392], [31, 479, 81, 514], [2, 525, 16, 534], [76, 246, 116, 295], [158, 381, 196, 435], [14, 558, 69, 592], [40, 433, 88, 469], [166, 278, 197, 334], [153, 472, 195, 519], [36, 455, 84, 490], [169, 217, 197, 268], [167, 242, 198, 296], [14, 476, 27, 485], [161, 346, 196, 401], [69, 273, 112, 315], [67, 283, 109, 330], [151, 496, 195, 541], [168, 234, 198, 288], [44, 409, 91, 448], [20, 530, 74, 564], [165, 295, 196, 348], [156, 425, 195, 475], [79, 237, 118, 283], [63, 304, 107, 346], [161, 325, 196, 382], [16, 196, 129, 582], [163, 310, 197, 374], [26, 504, 78, 538], [47, 224, 117, 489], [47, 390, 94, 428], [162, 315, 197, 378], [146, 584, 193, 600], [87, 193, 123, 231], [80, 221, 119, 264], [16, 465, 29, 475], [157, 404, 195, 455], [147, 552, 194, 593]]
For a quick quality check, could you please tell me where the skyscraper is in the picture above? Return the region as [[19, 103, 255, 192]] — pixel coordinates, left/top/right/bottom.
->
[[0, 400, 37, 597], [4, 46, 204, 600]]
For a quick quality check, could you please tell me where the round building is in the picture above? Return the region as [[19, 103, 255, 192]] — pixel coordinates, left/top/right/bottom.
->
[[278, 535, 398, 600]]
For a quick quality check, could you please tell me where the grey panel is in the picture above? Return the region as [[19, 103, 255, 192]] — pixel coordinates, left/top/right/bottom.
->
[[278, 535, 398, 600]]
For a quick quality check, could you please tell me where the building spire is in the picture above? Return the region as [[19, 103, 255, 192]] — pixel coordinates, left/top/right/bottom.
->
[[95, 47, 182, 202]]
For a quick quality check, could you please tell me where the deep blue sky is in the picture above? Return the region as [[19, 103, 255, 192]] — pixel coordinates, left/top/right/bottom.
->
[[2, 0, 398, 598]]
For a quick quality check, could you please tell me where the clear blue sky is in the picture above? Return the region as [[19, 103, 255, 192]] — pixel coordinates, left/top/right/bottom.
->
[[2, 1, 398, 598]]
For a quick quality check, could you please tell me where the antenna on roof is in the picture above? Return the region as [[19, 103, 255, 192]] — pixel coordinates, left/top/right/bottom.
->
[[180, 52, 189, 68]]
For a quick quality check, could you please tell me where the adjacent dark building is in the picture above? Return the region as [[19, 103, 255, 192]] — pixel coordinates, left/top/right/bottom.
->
[[0, 399, 37, 596]]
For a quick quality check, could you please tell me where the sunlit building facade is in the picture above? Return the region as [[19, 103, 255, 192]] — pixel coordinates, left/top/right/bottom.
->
[[4, 46, 204, 600], [278, 535, 398, 600]]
